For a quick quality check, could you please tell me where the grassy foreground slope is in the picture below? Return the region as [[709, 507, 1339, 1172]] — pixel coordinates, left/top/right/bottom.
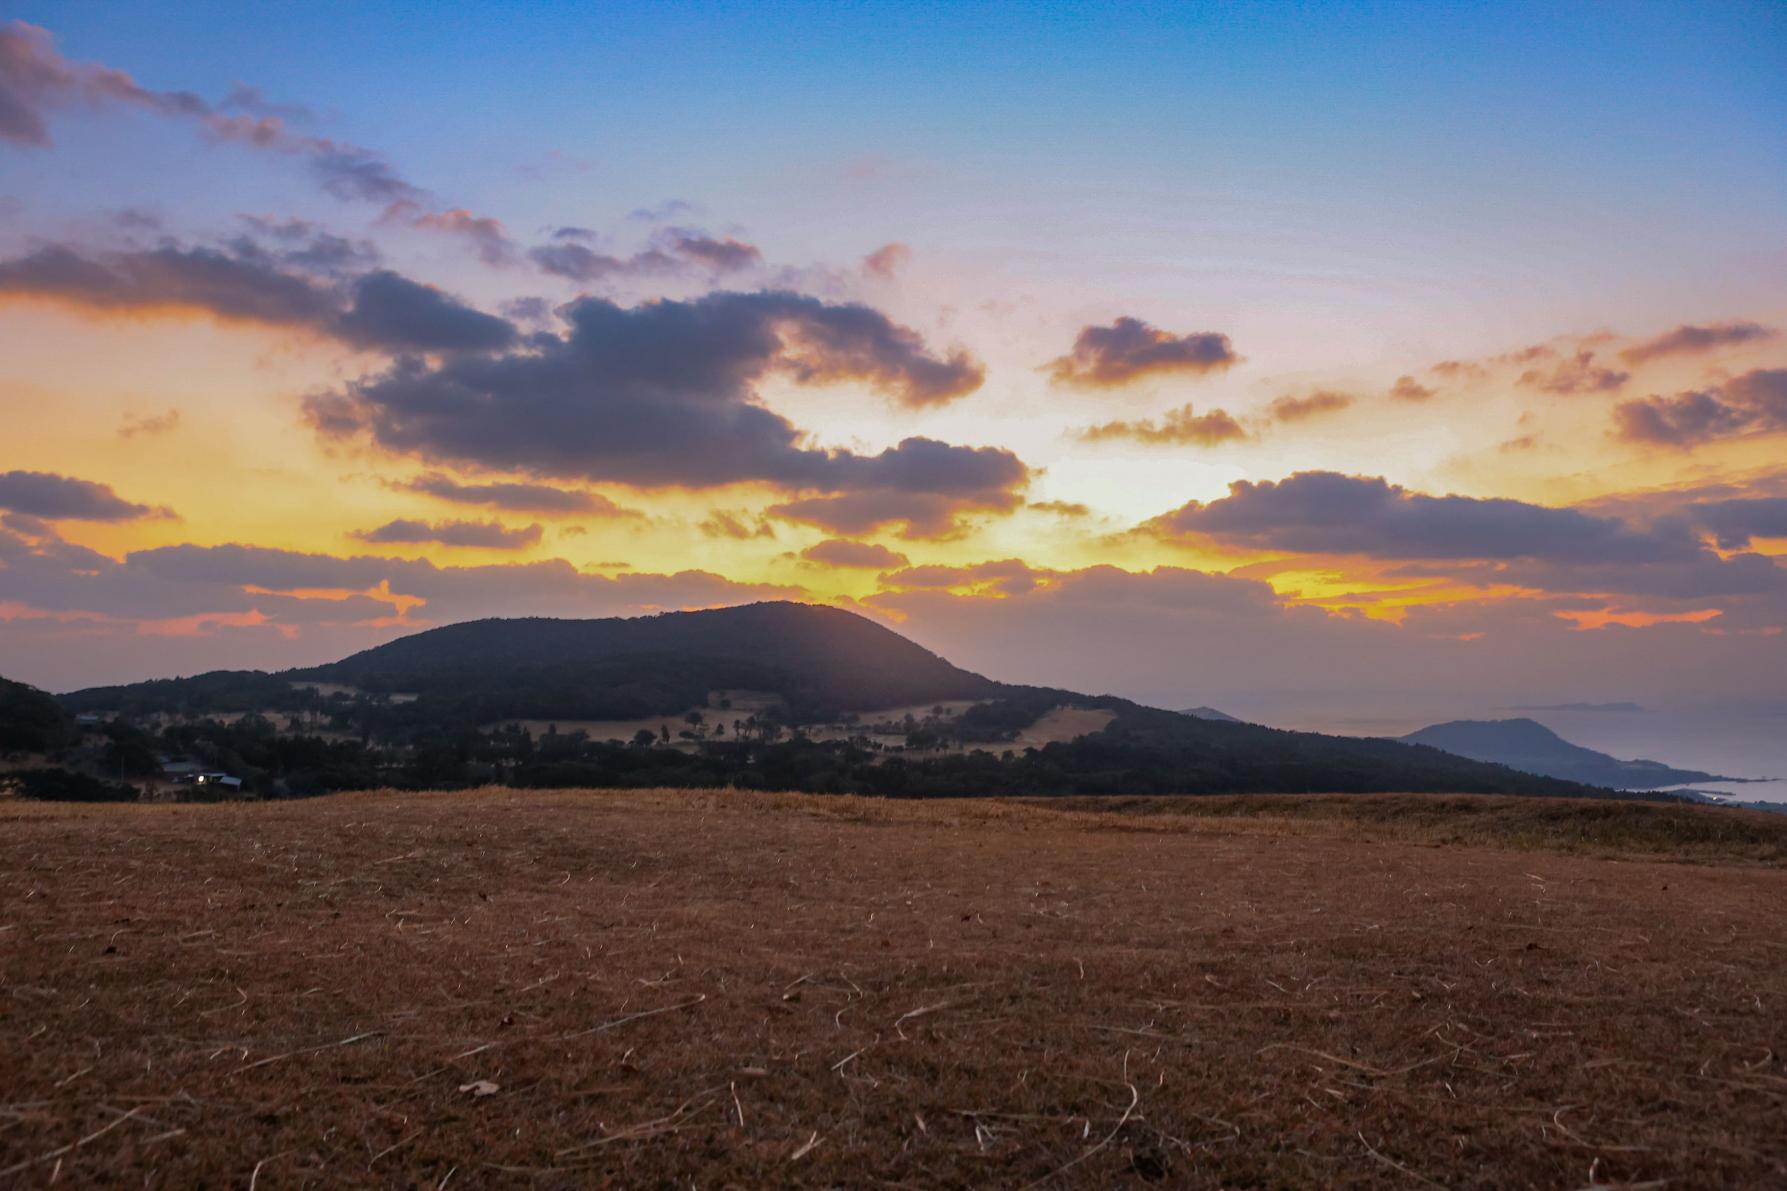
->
[[2, 789, 1783, 1187]]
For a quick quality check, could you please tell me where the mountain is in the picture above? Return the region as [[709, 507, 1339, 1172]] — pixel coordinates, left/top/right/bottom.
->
[[1179, 706, 1243, 723], [300, 602, 1000, 718], [63, 603, 1000, 723], [55, 602, 1619, 799], [1399, 718, 1733, 789], [1, 675, 74, 755]]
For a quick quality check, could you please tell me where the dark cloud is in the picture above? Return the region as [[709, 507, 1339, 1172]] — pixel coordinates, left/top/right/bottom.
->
[[307, 292, 1005, 508], [663, 229, 762, 273], [767, 441, 1030, 538], [1046, 317, 1239, 388], [2, 511, 53, 537], [527, 241, 678, 283], [1517, 349, 1629, 395], [1267, 390, 1355, 422], [1613, 390, 1751, 446], [1075, 404, 1248, 446], [799, 539, 910, 569], [1612, 369, 1787, 448], [773, 301, 984, 406], [0, 242, 337, 323], [1689, 497, 1787, 550], [1177, 476, 1787, 602], [335, 270, 518, 352], [351, 518, 544, 550], [0, 470, 164, 521], [0, 243, 517, 353], [1619, 322, 1777, 367], [1152, 471, 1708, 566], [526, 227, 763, 284], [1389, 375, 1435, 402], [401, 473, 639, 517]]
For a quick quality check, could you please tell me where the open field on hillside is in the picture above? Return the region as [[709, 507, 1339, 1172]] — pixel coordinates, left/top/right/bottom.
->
[[2, 789, 1784, 1187]]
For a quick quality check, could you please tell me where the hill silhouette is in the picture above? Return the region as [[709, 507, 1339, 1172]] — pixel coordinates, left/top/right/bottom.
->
[[50, 603, 1620, 799], [1400, 718, 1732, 789], [300, 602, 1000, 719], [1, 675, 73, 755]]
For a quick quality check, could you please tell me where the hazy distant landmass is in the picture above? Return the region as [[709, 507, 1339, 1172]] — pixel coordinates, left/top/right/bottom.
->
[[5, 603, 1633, 802], [1509, 702, 1647, 714], [1400, 717, 1735, 789]]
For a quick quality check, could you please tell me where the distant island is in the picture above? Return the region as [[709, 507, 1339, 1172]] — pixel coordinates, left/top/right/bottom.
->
[[1399, 717, 1739, 790]]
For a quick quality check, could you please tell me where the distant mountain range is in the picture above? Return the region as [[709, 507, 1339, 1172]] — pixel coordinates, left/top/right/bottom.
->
[[13, 602, 1648, 800], [1399, 718, 1735, 790]]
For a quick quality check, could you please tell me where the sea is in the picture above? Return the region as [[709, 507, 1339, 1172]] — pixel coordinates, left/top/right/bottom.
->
[[1220, 699, 1787, 808]]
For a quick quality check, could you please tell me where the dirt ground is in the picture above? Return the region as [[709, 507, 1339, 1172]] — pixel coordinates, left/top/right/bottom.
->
[[2, 789, 1784, 1188]]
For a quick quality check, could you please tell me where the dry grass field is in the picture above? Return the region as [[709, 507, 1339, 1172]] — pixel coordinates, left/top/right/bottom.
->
[[3, 789, 1785, 1187]]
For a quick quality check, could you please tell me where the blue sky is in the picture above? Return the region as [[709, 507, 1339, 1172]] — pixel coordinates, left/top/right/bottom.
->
[[16, 2, 1783, 251]]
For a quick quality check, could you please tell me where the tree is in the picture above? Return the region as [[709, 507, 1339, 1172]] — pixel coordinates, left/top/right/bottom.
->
[[102, 720, 160, 778], [0, 676, 73, 756], [632, 728, 657, 749], [5, 768, 137, 802]]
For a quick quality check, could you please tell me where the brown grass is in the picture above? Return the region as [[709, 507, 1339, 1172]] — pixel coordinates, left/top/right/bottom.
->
[[2, 788, 1784, 1187]]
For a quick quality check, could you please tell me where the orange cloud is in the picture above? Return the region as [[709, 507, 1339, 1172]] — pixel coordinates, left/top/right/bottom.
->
[[1554, 607, 1722, 630], [1075, 403, 1248, 446]]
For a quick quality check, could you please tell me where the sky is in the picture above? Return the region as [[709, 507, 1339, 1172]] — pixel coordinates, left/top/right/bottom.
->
[[2, 1, 1785, 772]]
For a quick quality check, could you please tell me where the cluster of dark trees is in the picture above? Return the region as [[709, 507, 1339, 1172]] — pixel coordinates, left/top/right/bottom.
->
[[1, 675, 75, 754], [497, 701, 1610, 799]]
